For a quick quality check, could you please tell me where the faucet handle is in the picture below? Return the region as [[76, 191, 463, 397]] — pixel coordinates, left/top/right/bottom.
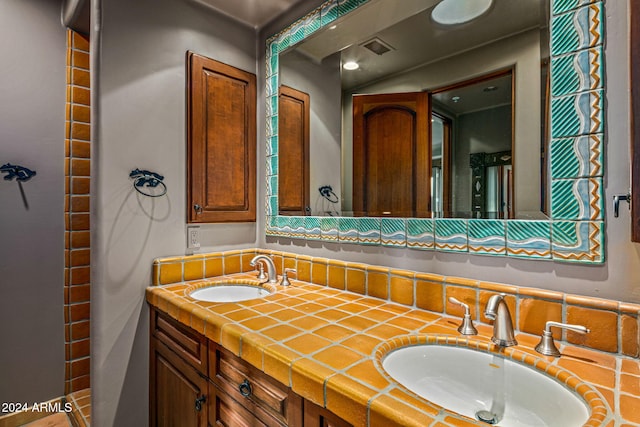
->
[[281, 268, 296, 287], [535, 321, 590, 357], [448, 297, 478, 335], [255, 263, 267, 281]]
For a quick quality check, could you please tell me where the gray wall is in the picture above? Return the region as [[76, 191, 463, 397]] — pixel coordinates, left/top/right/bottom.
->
[[260, 0, 640, 304], [93, 0, 257, 425], [280, 50, 342, 215], [0, 0, 66, 405]]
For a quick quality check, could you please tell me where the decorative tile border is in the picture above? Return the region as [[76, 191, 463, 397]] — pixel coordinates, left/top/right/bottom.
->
[[264, 0, 606, 264]]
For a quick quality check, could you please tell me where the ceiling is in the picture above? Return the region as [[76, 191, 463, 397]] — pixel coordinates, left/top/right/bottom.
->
[[193, 0, 309, 28], [290, 0, 548, 90]]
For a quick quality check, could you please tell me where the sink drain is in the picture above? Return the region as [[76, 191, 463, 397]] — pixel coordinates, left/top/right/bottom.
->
[[475, 410, 499, 424]]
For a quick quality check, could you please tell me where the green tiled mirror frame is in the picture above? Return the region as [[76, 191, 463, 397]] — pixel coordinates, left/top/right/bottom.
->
[[265, 0, 605, 263]]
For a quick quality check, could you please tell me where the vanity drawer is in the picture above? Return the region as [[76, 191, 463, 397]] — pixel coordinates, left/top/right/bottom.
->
[[151, 308, 208, 374], [209, 343, 302, 427]]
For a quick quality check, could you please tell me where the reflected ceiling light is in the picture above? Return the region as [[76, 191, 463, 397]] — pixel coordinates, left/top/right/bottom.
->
[[343, 61, 359, 70], [432, 0, 493, 25], [329, 24, 337, 30]]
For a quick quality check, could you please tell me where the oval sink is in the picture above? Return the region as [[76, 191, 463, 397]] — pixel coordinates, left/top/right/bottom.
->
[[382, 345, 589, 427], [189, 283, 272, 302]]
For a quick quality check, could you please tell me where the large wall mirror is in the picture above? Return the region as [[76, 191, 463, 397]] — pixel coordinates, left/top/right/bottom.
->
[[265, 0, 605, 263]]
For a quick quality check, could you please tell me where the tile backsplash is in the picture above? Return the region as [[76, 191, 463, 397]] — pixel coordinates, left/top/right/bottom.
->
[[152, 249, 639, 358]]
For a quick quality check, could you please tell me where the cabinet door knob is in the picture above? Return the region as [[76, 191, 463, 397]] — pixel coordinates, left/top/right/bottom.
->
[[239, 379, 252, 397], [194, 204, 203, 214], [195, 395, 206, 412]]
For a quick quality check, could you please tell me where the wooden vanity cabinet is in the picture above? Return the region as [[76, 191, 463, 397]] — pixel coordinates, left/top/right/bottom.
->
[[150, 308, 351, 427]]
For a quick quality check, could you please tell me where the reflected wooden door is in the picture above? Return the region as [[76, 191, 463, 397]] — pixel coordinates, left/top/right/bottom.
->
[[353, 92, 430, 217], [278, 85, 310, 215]]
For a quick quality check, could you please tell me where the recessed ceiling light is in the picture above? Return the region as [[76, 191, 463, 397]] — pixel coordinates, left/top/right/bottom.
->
[[432, 0, 493, 25], [483, 86, 498, 92], [451, 96, 461, 103], [343, 61, 359, 70], [329, 25, 337, 30]]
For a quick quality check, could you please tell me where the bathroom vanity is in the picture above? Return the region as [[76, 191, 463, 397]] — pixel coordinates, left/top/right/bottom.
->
[[147, 249, 640, 426]]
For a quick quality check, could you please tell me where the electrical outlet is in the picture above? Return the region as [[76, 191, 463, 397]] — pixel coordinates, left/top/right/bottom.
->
[[187, 226, 200, 250]]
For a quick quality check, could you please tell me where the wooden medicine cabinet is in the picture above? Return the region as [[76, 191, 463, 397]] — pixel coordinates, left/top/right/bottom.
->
[[187, 52, 256, 223]]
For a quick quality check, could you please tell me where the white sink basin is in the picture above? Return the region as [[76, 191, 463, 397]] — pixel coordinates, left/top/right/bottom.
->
[[189, 283, 272, 302], [382, 345, 589, 426]]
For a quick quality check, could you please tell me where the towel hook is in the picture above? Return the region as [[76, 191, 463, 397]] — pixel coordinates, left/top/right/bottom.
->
[[129, 168, 167, 197], [1, 163, 36, 182]]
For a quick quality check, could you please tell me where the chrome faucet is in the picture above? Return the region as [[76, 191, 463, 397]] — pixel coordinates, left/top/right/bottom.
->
[[484, 293, 517, 347], [249, 255, 278, 284]]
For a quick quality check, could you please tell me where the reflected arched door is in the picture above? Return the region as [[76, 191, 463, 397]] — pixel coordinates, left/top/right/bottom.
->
[[352, 92, 430, 217]]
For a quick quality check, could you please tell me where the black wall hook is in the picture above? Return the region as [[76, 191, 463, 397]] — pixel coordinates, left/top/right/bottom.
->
[[129, 168, 167, 197], [1, 163, 37, 182]]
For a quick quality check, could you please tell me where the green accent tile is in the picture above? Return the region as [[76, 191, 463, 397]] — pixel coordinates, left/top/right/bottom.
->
[[321, 217, 339, 241], [338, 217, 358, 242], [468, 219, 506, 256], [289, 216, 306, 238], [381, 218, 406, 247], [268, 176, 277, 197], [550, 134, 603, 179], [506, 220, 551, 259], [267, 38, 278, 57], [552, 0, 598, 17], [305, 217, 322, 240], [266, 95, 278, 118], [551, 177, 603, 220], [551, 220, 604, 263], [551, 90, 603, 138], [338, 0, 361, 16], [434, 219, 468, 253], [268, 136, 278, 156], [551, 47, 603, 97], [268, 196, 278, 217], [277, 32, 291, 52], [268, 55, 278, 77], [407, 219, 434, 250], [290, 20, 305, 45], [267, 155, 278, 177], [551, 3, 603, 57], [358, 217, 380, 245], [304, 10, 322, 38], [321, 0, 339, 26]]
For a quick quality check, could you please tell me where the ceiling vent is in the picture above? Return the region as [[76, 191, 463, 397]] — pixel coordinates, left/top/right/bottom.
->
[[361, 37, 394, 56]]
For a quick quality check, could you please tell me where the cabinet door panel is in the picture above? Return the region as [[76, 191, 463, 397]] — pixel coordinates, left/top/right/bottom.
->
[[151, 340, 208, 427], [187, 52, 256, 223], [279, 85, 310, 215]]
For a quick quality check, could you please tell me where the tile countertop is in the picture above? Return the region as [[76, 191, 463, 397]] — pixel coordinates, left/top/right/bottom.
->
[[146, 273, 640, 427]]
